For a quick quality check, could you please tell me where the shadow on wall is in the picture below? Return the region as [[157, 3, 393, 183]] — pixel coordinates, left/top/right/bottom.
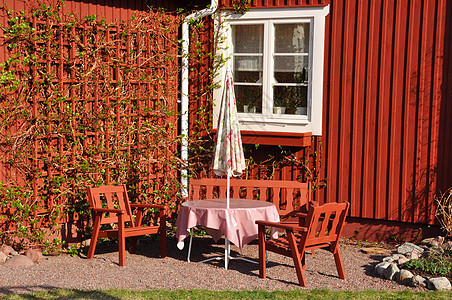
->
[[437, 1, 452, 203], [342, 217, 442, 244], [396, 1, 452, 229]]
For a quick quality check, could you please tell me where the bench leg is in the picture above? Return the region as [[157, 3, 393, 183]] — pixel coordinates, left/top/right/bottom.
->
[[118, 214, 126, 266]]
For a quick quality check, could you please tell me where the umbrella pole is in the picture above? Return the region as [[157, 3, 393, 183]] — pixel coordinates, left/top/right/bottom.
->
[[225, 174, 231, 269]]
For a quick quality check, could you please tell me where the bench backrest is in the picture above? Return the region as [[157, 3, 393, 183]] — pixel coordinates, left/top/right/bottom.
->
[[187, 178, 311, 219]]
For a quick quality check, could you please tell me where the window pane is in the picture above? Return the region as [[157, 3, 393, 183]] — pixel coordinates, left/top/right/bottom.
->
[[234, 56, 263, 83], [232, 24, 264, 53], [232, 24, 264, 113], [274, 23, 310, 53], [274, 56, 309, 83], [235, 85, 262, 113], [273, 85, 307, 115]]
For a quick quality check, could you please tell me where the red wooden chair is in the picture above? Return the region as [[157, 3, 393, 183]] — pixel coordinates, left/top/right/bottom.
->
[[86, 185, 167, 266], [256, 202, 349, 286]]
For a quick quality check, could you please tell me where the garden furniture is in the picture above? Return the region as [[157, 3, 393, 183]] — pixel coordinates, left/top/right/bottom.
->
[[177, 178, 311, 265], [86, 185, 167, 266], [256, 201, 349, 286]]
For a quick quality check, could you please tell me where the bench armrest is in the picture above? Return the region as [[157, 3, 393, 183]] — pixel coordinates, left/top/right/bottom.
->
[[256, 220, 308, 232]]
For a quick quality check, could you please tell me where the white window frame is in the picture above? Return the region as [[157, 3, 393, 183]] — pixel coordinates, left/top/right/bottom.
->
[[213, 6, 329, 135]]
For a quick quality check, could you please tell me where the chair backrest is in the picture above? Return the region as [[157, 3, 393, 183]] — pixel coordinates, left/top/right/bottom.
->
[[187, 178, 311, 218], [302, 202, 349, 248], [86, 185, 135, 226]]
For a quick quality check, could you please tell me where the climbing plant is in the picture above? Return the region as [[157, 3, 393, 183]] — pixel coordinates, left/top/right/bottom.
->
[[0, 2, 189, 251]]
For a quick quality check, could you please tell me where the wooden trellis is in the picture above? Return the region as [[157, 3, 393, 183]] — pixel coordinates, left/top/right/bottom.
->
[[0, 11, 181, 228]]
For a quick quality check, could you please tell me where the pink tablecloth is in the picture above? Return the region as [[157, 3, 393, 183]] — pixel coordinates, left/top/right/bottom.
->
[[176, 198, 280, 250]]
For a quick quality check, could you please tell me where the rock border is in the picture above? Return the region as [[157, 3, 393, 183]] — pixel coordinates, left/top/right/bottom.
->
[[1, 245, 43, 267], [372, 238, 452, 291]]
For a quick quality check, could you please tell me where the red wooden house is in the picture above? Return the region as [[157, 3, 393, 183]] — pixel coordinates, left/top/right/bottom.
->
[[184, 0, 452, 241], [1, 0, 451, 242]]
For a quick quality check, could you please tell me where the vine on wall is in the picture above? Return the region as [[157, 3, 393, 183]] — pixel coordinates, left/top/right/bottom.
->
[[0, 0, 325, 251], [0, 2, 189, 251]]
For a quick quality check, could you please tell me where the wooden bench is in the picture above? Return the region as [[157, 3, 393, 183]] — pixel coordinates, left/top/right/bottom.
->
[[186, 178, 311, 219]]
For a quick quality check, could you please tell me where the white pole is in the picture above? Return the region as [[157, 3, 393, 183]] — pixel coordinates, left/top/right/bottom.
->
[[225, 174, 231, 269], [180, 0, 218, 198]]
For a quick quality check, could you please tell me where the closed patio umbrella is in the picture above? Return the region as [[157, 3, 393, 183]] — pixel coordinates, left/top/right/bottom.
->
[[212, 68, 246, 269], [212, 68, 246, 204]]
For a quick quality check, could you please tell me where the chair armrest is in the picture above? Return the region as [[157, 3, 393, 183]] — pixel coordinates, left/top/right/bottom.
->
[[296, 212, 308, 218], [90, 207, 125, 214], [255, 220, 308, 232], [130, 204, 167, 210]]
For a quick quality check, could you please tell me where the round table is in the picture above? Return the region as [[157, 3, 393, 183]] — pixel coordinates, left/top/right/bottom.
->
[[176, 198, 280, 250]]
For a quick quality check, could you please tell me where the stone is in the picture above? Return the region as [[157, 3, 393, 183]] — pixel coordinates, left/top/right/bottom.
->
[[429, 236, 445, 248], [24, 249, 42, 262], [420, 237, 434, 245], [361, 247, 389, 255], [81, 239, 91, 248], [3, 255, 34, 267], [0, 252, 7, 263], [375, 261, 391, 277], [427, 277, 452, 291], [397, 269, 414, 285], [383, 253, 405, 263], [397, 242, 424, 255], [411, 275, 428, 288], [405, 251, 421, 260], [383, 263, 400, 281], [382, 256, 394, 263], [397, 257, 409, 265], [1, 245, 14, 256], [442, 241, 452, 251]]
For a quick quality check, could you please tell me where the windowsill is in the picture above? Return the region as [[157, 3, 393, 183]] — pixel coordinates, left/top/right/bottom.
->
[[238, 115, 310, 125], [212, 129, 312, 147]]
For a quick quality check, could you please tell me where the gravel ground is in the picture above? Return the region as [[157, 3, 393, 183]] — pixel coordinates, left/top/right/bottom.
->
[[0, 236, 424, 296]]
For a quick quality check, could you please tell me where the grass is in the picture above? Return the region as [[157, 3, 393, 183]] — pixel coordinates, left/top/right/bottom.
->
[[2, 289, 451, 300]]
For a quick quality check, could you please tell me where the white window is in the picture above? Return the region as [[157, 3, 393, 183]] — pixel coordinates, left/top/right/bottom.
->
[[213, 7, 329, 136]]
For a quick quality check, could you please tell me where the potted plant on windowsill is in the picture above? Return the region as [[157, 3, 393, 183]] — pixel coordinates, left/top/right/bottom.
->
[[243, 104, 256, 113], [273, 98, 287, 114]]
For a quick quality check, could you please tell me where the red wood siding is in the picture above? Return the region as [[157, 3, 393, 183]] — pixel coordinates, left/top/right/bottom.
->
[[325, 0, 452, 224], [1, 0, 451, 229], [217, 0, 452, 225]]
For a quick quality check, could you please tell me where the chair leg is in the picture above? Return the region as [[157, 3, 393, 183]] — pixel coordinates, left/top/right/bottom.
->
[[118, 213, 126, 266], [287, 231, 307, 287], [332, 244, 346, 280], [87, 214, 102, 259], [258, 224, 267, 279]]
